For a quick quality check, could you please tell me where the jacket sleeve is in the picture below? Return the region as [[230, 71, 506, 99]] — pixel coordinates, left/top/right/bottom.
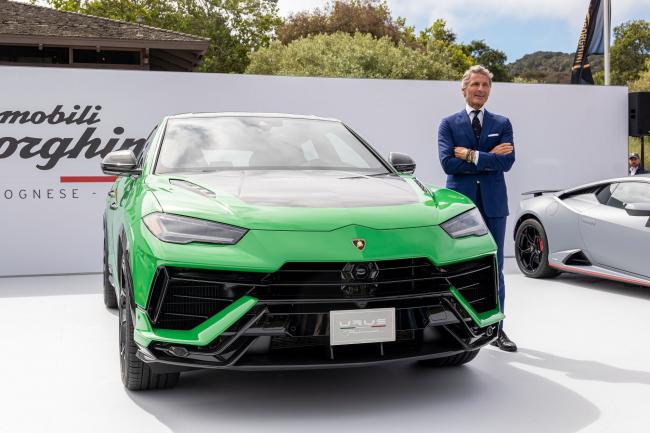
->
[[438, 118, 479, 175], [476, 118, 516, 173]]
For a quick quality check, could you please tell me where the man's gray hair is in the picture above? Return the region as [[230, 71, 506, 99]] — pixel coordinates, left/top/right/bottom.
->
[[461, 65, 493, 90]]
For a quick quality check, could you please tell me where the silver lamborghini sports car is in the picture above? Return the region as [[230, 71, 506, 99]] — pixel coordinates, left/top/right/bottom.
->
[[513, 175, 650, 286]]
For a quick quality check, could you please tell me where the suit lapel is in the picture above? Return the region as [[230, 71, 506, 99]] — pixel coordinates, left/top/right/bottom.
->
[[456, 110, 477, 149], [480, 110, 494, 149]]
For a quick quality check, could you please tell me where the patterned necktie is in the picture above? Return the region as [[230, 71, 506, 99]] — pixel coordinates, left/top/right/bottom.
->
[[471, 110, 481, 142]]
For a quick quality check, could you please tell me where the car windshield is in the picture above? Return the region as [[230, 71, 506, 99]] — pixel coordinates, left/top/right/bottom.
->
[[155, 116, 388, 174]]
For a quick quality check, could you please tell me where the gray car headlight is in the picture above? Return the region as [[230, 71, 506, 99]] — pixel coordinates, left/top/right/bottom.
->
[[440, 208, 489, 238], [143, 213, 247, 245]]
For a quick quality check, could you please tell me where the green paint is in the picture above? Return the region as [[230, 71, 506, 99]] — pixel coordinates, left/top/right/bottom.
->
[[106, 115, 502, 350], [449, 286, 505, 328], [134, 296, 258, 347]]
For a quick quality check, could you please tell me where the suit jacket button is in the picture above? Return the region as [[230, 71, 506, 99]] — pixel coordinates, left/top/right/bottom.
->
[[476, 180, 480, 184]]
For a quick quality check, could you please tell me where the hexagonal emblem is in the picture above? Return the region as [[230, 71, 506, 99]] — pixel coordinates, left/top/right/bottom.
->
[[352, 239, 366, 251]]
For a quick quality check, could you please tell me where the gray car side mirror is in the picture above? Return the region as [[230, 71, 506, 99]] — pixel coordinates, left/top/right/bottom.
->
[[389, 152, 416, 174], [101, 150, 141, 176]]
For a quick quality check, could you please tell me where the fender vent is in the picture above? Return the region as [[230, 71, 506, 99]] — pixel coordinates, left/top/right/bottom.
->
[[564, 251, 591, 266]]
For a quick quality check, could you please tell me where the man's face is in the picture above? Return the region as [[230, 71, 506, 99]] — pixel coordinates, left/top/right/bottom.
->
[[630, 156, 640, 168], [463, 73, 491, 109]]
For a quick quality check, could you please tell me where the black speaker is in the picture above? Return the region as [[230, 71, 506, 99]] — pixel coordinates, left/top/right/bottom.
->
[[629, 92, 650, 136]]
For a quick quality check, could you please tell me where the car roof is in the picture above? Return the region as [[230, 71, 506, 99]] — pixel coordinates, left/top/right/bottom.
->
[[559, 175, 650, 196], [166, 112, 342, 122]]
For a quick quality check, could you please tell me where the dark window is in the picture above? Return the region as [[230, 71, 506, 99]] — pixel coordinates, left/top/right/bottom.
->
[[560, 185, 600, 200], [595, 184, 615, 205], [137, 126, 158, 168], [0, 45, 69, 64], [156, 117, 388, 174], [609, 182, 650, 207], [598, 182, 650, 209], [73, 49, 140, 65]]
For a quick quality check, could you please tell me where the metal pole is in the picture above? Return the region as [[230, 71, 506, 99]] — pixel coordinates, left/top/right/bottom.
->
[[604, 0, 611, 85], [642, 136, 646, 172]]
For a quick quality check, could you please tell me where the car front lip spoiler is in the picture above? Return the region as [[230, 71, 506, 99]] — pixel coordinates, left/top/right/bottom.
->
[[135, 296, 499, 371]]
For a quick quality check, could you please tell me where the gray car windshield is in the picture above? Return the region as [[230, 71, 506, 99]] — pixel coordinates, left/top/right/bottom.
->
[[156, 117, 388, 174]]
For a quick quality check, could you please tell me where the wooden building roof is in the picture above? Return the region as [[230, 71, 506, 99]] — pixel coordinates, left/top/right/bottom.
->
[[0, 0, 210, 71]]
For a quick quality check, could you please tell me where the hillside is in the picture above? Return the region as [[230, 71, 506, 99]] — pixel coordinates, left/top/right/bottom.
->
[[507, 51, 603, 83]]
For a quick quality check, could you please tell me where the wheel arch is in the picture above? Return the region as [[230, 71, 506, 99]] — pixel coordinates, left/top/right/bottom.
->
[[116, 227, 137, 317], [513, 212, 543, 241]]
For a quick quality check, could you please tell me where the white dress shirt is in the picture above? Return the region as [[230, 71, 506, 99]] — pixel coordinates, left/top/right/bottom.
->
[[465, 104, 483, 164]]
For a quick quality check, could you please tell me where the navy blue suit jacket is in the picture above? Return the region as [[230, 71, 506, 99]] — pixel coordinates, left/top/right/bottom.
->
[[438, 109, 515, 217]]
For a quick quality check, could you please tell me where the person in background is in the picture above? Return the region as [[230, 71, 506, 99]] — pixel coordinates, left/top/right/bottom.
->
[[629, 153, 647, 176]]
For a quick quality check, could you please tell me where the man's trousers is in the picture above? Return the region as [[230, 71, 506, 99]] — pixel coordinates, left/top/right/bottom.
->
[[474, 188, 507, 327]]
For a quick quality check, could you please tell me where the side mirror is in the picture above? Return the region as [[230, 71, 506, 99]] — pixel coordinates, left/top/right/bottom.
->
[[389, 152, 416, 174], [624, 202, 650, 217], [101, 150, 141, 176]]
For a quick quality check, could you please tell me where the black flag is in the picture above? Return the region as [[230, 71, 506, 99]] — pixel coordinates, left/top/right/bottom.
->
[[571, 0, 609, 84]]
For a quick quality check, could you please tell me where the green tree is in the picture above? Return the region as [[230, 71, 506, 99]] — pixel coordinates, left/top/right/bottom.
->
[[48, 0, 282, 73], [246, 32, 463, 80], [628, 58, 650, 91], [414, 20, 472, 79], [610, 20, 650, 85], [416, 19, 456, 45], [278, 0, 411, 46], [462, 40, 511, 82]]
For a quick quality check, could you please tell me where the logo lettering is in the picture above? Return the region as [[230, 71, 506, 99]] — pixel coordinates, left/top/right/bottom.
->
[[0, 105, 145, 170], [338, 318, 387, 328]]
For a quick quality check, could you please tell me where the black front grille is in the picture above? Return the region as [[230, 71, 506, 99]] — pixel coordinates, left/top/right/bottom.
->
[[444, 256, 498, 312], [253, 258, 447, 300], [146, 256, 498, 330]]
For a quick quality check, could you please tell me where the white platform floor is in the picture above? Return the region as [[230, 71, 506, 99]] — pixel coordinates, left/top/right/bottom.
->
[[1, 259, 650, 433]]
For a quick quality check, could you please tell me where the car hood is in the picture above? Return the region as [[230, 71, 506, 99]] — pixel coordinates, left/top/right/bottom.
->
[[147, 170, 472, 231]]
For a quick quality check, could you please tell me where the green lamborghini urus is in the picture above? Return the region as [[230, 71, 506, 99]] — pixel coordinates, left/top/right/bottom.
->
[[101, 113, 503, 390]]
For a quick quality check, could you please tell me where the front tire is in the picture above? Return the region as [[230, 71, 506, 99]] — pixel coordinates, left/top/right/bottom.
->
[[417, 349, 480, 367], [118, 247, 179, 390], [514, 218, 559, 279]]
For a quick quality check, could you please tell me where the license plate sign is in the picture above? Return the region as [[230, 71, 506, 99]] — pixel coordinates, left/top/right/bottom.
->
[[329, 308, 396, 346]]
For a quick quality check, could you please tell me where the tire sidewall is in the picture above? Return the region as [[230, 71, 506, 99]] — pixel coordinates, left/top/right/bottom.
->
[[515, 219, 552, 278]]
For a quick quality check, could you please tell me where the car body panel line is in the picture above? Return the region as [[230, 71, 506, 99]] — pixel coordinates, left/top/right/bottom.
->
[[548, 263, 650, 287]]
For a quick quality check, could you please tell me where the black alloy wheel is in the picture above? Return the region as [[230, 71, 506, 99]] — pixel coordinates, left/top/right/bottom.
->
[[514, 219, 559, 279], [118, 246, 179, 390]]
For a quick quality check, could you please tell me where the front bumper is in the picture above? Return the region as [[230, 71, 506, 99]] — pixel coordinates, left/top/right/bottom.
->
[[133, 255, 503, 371]]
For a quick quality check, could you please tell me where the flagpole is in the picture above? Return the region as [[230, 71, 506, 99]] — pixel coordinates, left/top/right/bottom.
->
[[604, 0, 611, 85]]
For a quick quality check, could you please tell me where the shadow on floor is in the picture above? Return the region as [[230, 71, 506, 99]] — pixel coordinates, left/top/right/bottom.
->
[[128, 347, 603, 433], [550, 273, 650, 301]]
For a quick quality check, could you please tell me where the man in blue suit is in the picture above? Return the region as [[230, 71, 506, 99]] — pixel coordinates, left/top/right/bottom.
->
[[438, 65, 517, 352]]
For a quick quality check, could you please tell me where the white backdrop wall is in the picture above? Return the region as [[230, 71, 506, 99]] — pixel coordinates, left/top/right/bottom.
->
[[0, 66, 628, 276]]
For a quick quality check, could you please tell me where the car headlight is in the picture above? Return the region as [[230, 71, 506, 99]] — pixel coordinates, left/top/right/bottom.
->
[[143, 213, 248, 245], [440, 208, 488, 238]]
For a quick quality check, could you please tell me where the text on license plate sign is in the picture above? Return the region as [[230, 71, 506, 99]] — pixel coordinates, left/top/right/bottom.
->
[[329, 308, 396, 346]]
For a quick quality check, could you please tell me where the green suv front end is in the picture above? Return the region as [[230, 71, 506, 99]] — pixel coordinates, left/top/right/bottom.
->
[[102, 113, 503, 390]]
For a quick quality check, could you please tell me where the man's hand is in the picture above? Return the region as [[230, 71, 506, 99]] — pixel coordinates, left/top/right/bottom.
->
[[454, 147, 470, 159], [489, 143, 513, 155]]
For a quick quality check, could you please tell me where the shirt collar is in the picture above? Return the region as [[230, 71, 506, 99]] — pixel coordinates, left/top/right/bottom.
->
[[465, 104, 485, 117]]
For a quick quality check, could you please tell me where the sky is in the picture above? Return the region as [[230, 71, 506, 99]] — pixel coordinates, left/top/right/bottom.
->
[[276, 0, 650, 62]]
